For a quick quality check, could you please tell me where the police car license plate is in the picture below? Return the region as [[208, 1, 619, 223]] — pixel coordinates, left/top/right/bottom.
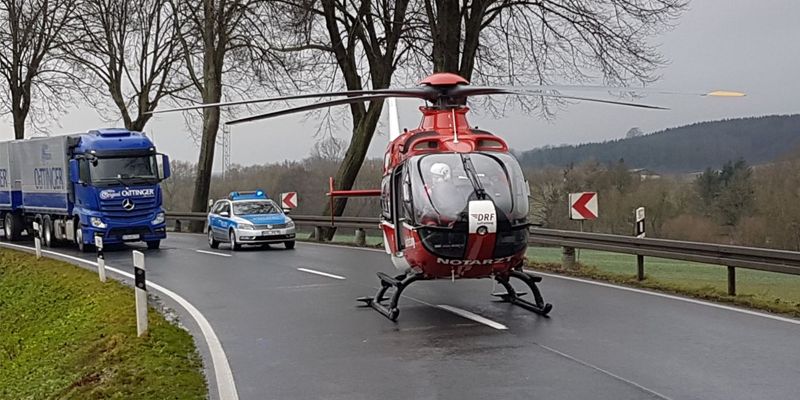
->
[[122, 234, 139, 240], [262, 230, 279, 236]]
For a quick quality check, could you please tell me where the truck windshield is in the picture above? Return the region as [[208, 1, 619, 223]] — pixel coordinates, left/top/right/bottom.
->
[[233, 201, 280, 215], [91, 156, 158, 184]]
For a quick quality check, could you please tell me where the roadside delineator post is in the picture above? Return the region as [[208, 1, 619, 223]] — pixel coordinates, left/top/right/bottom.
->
[[95, 234, 106, 283], [727, 266, 736, 296], [635, 207, 646, 280], [33, 221, 42, 259], [133, 251, 148, 337]]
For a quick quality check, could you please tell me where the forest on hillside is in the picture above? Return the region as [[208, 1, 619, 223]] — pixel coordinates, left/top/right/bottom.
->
[[163, 144, 800, 251], [518, 114, 800, 172]]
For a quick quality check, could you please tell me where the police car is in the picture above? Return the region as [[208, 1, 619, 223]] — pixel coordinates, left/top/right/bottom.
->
[[207, 190, 296, 250]]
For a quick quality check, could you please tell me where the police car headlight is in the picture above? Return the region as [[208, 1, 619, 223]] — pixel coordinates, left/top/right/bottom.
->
[[151, 212, 165, 225], [239, 223, 255, 230], [90, 217, 107, 229], [286, 220, 295, 229]]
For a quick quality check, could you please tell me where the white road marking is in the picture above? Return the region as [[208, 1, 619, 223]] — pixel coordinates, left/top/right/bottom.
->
[[532, 270, 800, 326], [297, 267, 346, 280], [196, 250, 232, 257], [537, 343, 673, 400], [0, 243, 239, 400], [436, 304, 508, 330]]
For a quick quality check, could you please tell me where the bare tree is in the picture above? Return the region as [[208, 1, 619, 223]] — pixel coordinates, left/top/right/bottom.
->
[[414, 0, 688, 111], [270, 0, 414, 238], [66, 0, 186, 131], [0, 0, 78, 139], [170, 0, 293, 232]]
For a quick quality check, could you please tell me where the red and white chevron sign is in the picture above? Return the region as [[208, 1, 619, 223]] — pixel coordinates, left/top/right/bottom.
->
[[280, 192, 297, 209], [569, 192, 598, 220]]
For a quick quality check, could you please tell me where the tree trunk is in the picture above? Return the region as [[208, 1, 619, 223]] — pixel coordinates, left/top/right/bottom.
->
[[320, 101, 384, 240], [189, 105, 221, 232], [431, 0, 461, 73]]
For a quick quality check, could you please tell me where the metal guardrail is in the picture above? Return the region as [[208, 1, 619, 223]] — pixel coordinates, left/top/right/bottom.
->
[[166, 212, 800, 295]]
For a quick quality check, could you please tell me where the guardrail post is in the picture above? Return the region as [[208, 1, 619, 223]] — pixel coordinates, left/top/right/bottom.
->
[[33, 221, 42, 260], [95, 234, 106, 283], [637, 255, 645, 281], [355, 228, 366, 246], [174, 219, 182, 233], [562, 246, 576, 269], [133, 251, 148, 337], [727, 266, 736, 296]]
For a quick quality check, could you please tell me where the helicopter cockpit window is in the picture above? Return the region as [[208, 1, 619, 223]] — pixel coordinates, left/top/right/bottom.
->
[[410, 152, 529, 227]]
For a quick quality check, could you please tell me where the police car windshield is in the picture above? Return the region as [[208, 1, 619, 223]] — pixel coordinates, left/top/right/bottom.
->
[[91, 156, 158, 183], [233, 201, 279, 215]]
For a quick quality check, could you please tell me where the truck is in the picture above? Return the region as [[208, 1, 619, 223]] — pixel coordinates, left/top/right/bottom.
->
[[0, 128, 171, 251]]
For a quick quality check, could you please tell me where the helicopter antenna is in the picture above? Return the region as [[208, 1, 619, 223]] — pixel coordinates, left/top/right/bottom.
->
[[387, 97, 401, 141]]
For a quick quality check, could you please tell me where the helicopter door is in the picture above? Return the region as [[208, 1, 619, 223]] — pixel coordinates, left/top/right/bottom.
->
[[390, 165, 405, 253]]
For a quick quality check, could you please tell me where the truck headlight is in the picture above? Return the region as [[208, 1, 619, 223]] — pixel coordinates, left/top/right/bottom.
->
[[90, 217, 107, 229], [286, 220, 295, 229], [239, 223, 255, 230], [151, 212, 165, 225]]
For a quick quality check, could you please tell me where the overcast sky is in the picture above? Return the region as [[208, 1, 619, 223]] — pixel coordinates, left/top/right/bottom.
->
[[2, 0, 798, 172]]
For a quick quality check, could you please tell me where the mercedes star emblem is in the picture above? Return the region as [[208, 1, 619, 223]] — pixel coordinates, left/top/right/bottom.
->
[[122, 198, 135, 211]]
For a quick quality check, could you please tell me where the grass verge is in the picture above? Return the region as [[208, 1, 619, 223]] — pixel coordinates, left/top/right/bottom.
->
[[0, 248, 207, 399], [527, 247, 800, 318]]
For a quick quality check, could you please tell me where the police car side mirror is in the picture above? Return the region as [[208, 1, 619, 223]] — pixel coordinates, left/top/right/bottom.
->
[[283, 208, 291, 215], [220, 211, 229, 217]]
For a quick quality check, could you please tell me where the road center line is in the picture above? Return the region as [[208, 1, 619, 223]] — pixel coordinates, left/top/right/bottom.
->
[[0, 242, 239, 400], [297, 267, 346, 280], [437, 304, 508, 330], [196, 250, 232, 257]]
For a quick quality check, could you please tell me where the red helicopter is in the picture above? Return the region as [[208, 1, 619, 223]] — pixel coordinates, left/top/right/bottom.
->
[[153, 73, 742, 321]]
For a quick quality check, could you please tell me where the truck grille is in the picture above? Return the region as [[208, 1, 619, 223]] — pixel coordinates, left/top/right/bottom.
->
[[100, 197, 158, 218]]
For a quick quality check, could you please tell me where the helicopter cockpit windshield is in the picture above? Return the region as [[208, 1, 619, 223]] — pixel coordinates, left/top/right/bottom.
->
[[408, 152, 529, 228]]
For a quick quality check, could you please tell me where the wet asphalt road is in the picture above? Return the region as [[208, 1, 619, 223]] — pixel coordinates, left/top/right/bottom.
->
[[13, 233, 800, 400]]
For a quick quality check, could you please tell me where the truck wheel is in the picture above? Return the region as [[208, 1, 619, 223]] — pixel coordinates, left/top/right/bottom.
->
[[229, 230, 241, 251], [42, 215, 54, 248], [208, 229, 220, 249], [4, 213, 22, 242], [75, 226, 94, 253], [284, 240, 295, 250], [146, 240, 161, 250]]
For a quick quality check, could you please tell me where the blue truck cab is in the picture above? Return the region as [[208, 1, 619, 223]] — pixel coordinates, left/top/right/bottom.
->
[[0, 128, 171, 251]]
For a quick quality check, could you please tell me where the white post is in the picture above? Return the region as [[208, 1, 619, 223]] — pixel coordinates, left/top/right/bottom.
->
[[95, 235, 106, 282], [133, 250, 148, 337], [33, 221, 42, 260]]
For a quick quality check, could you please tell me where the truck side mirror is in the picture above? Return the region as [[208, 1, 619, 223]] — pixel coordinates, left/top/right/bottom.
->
[[157, 154, 171, 180], [69, 160, 80, 183]]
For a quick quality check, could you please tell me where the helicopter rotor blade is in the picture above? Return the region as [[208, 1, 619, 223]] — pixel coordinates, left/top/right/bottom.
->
[[225, 94, 404, 125], [451, 87, 670, 110], [452, 85, 745, 98], [147, 88, 435, 115]]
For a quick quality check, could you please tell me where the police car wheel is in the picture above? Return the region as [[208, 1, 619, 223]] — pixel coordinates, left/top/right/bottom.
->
[[284, 240, 295, 250], [208, 229, 220, 249], [229, 230, 241, 251]]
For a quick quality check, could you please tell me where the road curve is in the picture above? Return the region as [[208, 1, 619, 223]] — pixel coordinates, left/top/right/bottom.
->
[[14, 233, 800, 400]]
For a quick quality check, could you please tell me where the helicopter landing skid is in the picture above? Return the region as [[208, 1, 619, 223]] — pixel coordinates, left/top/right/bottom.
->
[[357, 272, 422, 321], [492, 270, 553, 316]]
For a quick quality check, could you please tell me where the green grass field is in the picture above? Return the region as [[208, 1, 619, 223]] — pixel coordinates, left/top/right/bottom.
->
[[0, 248, 207, 399], [527, 246, 800, 315]]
